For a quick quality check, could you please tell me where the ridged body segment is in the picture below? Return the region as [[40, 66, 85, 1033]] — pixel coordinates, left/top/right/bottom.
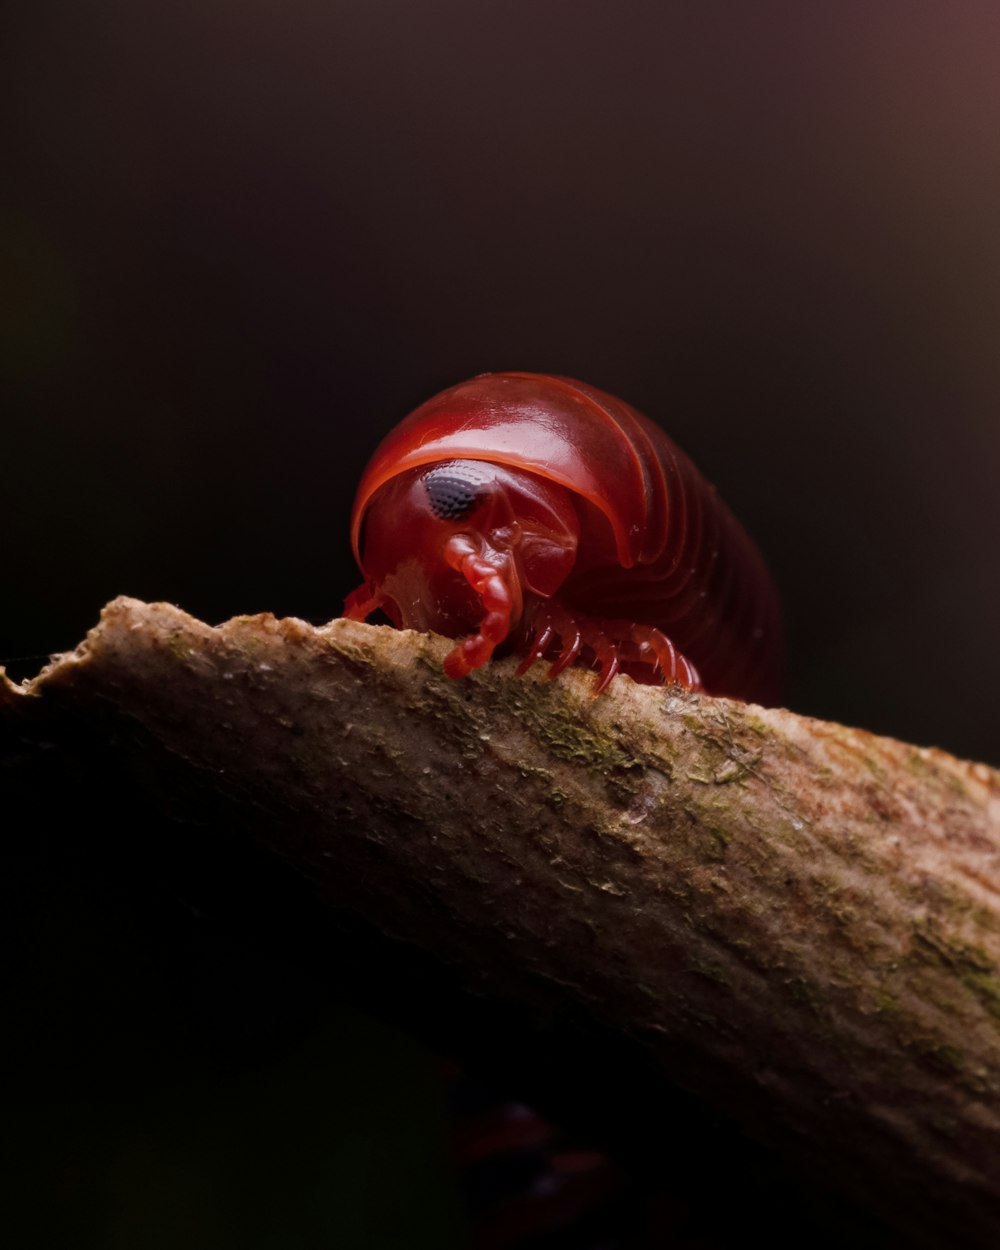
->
[[554, 381, 782, 703]]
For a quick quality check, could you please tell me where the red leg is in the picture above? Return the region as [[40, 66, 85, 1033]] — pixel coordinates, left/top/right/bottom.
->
[[592, 632, 621, 694], [515, 600, 578, 678], [629, 622, 702, 690], [343, 582, 381, 621], [547, 625, 582, 678], [515, 621, 555, 677]]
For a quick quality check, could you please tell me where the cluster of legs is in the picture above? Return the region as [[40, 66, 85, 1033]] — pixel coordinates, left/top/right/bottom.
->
[[513, 597, 702, 694], [435, 536, 701, 693], [344, 532, 702, 694]]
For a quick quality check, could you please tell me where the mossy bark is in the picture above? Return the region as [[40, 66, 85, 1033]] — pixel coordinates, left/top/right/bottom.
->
[[5, 597, 1000, 1245]]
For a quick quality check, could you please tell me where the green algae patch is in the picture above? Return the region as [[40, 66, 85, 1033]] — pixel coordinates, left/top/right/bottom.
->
[[165, 630, 193, 661], [492, 681, 645, 788], [964, 970, 1000, 1023], [701, 821, 733, 858], [911, 922, 1000, 1023]]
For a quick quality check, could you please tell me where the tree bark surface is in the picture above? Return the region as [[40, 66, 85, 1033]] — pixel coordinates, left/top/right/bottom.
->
[[5, 597, 1000, 1245]]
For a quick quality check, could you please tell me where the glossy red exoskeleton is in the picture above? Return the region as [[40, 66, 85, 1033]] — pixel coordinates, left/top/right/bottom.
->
[[345, 373, 782, 703]]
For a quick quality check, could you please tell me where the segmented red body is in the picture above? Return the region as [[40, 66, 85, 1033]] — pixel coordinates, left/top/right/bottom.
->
[[345, 373, 782, 704]]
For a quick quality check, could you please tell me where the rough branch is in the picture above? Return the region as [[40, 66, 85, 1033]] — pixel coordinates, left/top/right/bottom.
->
[[5, 597, 1000, 1245]]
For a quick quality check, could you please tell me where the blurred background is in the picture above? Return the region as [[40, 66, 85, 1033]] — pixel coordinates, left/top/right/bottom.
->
[[4, 0, 1000, 762], [3, 2, 1000, 1246]]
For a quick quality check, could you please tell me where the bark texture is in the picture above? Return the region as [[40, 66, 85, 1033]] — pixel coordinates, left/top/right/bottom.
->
[[5, 597, 1000, 1245]]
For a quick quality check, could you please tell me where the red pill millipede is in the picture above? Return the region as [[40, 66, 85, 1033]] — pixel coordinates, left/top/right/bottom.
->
[[345, 372, 782, 705]]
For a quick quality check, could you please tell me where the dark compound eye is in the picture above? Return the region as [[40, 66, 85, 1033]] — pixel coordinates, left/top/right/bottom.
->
[[423, 462, 490, 520]]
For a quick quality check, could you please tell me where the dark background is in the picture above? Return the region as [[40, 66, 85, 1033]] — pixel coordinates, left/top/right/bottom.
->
[[3, 3, 1000, 1246]]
